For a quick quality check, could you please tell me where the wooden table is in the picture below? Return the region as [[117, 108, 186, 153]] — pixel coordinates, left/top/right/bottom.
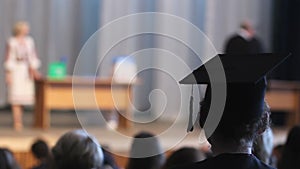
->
[[266, 80, 300, 127], [34, 77, 133, 129]]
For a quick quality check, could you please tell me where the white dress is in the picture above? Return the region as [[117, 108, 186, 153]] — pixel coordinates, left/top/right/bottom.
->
[[4, 36, 41, 105]]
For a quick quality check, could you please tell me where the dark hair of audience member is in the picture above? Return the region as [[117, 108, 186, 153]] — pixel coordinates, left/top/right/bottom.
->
[[101, 146, 119, 169], [31, 139, 50, 159], [126, 131, 165, 169], [51, 130, 104, 169], [0, 148, 20, 169], [31, 139, 51, 169], [278, 125, 300, 169], [162, 147, 205, 169]]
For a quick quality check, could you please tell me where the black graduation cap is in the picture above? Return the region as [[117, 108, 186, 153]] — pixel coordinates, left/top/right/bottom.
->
[[180, 53, 290, 132]]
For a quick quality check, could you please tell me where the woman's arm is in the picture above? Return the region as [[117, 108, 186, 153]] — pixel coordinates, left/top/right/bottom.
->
[[4, 42, 13, 85]]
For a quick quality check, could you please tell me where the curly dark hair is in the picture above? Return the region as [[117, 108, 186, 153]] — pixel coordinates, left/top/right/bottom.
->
[[199, 98, 271, 144]]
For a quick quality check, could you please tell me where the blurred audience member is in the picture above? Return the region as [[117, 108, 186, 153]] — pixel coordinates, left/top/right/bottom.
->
[[102, 146, 119, 169], [31, 139, 52, 169], [52, 130, 104, 169], [0, 148, 20, 169], [162, 147, 205, 169], [278, 125, 300, 169], [224, 21, 263, 54], [126, 131, 165, 169], [270, 144, 284, 168], [253, 128, 274, 165]]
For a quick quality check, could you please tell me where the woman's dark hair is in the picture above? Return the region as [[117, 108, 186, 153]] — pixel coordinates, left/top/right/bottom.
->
[[162, 147, 205, 169], [126, 131, 165, 169], [278, 125, 300, 169], [52, 130, 104, 169], [0, 148, 20, 169], [31, 139, 50, 159]]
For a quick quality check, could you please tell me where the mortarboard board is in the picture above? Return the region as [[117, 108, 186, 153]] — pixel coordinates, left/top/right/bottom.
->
[[180, 53, 290, 132]]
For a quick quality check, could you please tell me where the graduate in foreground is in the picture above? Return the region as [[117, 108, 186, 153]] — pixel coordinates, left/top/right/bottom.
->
[[177, 53, 289, 169]]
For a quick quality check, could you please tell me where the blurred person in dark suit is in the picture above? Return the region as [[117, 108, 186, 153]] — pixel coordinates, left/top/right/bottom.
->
[[224, 21, 263, 54]]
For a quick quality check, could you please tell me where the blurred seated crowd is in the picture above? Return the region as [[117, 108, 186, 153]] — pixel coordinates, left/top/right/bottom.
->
[[0, 126, 299, 169]]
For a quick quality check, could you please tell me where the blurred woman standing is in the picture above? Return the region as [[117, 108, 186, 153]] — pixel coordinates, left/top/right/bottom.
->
[[4, 21, 41, 131]]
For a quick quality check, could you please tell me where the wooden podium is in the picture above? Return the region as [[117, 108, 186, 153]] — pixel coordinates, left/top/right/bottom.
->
[[266, 80, 300, 127], [34, 77, 133, 129]]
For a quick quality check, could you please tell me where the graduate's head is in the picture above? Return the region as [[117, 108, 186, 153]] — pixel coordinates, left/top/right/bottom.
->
[[199, 81, 271, 144], [180, 53, 289, 145]]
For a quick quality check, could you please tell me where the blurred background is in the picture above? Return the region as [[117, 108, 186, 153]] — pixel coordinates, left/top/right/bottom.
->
[[1, 1, 300, 168], [0, 0, 299, 120]]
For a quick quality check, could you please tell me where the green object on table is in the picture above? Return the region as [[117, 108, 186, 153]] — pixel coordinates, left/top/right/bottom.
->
[[48, 62, 66, 79]]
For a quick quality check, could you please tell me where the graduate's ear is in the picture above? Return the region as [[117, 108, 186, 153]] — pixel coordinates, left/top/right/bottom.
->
[[258, 125, 267, 135]]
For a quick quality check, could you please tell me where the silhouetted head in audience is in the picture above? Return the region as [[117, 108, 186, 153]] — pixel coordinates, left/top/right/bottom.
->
[[278, 125, 300, 169], [31, 139, 52, 169], [162, 147, 205, 169], [52, 130, 104, 169], [126, 131, 165, 169], [31, 139, 50, 160], [0, 148, 20, 169]]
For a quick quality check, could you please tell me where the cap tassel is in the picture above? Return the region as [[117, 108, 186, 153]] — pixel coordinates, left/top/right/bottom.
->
[[187, 85, 194, 132]]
